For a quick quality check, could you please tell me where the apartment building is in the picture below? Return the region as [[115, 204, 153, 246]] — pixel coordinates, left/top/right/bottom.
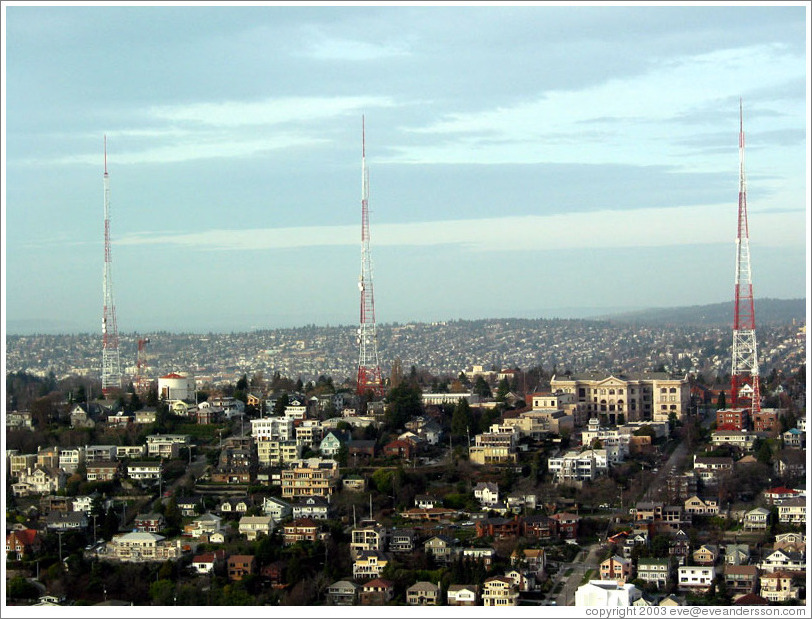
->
[[280, 458, 339, 500]]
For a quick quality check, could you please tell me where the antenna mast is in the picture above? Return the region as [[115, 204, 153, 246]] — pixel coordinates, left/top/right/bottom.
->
[[101, 135, 122, 396], [730, 100, 760, 413], [356, 116, 384, 397]]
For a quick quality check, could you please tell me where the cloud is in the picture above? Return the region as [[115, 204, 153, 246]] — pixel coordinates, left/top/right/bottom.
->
[[386, 43, 804, 167], [147, 95, 396, 128], [113, 204, 803, 253], [301, 36, 411, 62]]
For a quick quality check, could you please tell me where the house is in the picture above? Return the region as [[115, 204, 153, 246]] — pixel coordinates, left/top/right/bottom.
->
[[388, 528, 416, 553], [764, 486, 802, 505], [45, 511, 88, 531], [781, 428, 805, 448], [359, 578, 394, 605], [383, 439, 415, 459], [348, 440, 377, 460], [283, 518, 321, 546], [759, 571, 802, 603], [71, 495, 93, 514], [70, 404, 97, 428], [280, 458, 339, 500], [677, 565, 715, 593], [683, 495, 719, 516], [134, 409, 158, 424], [227, 554, 256, 581], [238, 515, 274, 540], [724, 565, 758, 595], [473, 482, 499, 506], [15, 466, 65, 495], [759, 548, 806, 573], [262, 496, 292, 521], [414, 494, 439, 509], [186, 512, 222, 538], [743, 507, 771, 531], [327, 580, 358, 605], [522, 514, 555, 540], [447, 584, 479, 606], [292, 495, 330, 520], [506, 492, 537, 514], [176, 496, 204, 517], [777, 497, 806, 525], [350, 520, 387, 558], [461, 546, 496, 568], [637, 558, 671, 589], [692, 455, 734, 486], [261, 560, 287, 588], [126, 461, 162, 481], [218, 497, 252, 517], [773, 449, 806, 478], [342, 475, 366, 492], [724, 543, 750, 566], [134, 513, 165, 533], [504, 568, 539, 592], [600, 555, 631, 581], [511, 547, 546, 573], [550, 512, 581, 539], [575, 581, 643, 606], [191, 550, 226, 574], [353, 550, 390, 579], [669, 530, 691, 564], [107, 532, 182, 562], [6, 529, 42, 560], [774, 532, 805, 552], [86, 461, 121, 482], [406, 581, 440, 605], [424, 535, 457, 562], [731, 593, 769, 606], [475, 516, 522, 539], [319, 431, 346, 457], [481, 576, 519, 606], [692, 544, 719, 566]]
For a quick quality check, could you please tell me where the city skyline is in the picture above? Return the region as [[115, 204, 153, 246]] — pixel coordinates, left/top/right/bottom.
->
[[3, 3, 809, 336]]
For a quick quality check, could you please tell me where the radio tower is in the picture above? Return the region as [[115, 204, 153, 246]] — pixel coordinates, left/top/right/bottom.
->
[[730, 99, 760, 413], [101, 135, 122, 396], [356, 117, 384, 397]]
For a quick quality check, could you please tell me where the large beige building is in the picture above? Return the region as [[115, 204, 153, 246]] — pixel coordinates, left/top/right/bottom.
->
[[281, 458, 339, 500], [551, 372, 690, 424]]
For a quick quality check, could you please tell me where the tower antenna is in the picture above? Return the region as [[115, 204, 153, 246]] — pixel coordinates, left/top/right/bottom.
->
[[101, 135, 122, 396], [356, 116, 384, 397], [730, 99, 760, 414]]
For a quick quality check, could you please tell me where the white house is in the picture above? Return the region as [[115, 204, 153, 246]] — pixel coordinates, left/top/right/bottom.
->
[[238, 515, 274, 540], [677, 566, 716, 592], [575, 580, 642, 606], [474, 482, 499, 506]]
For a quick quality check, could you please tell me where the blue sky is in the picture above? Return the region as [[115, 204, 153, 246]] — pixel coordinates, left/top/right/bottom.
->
[[2, 3, 809, 334]]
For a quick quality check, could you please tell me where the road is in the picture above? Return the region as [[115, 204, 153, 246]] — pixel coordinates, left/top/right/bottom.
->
[[551, 542, 603, 606]]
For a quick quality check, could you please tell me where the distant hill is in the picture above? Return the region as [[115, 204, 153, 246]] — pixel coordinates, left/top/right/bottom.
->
[[594, 298, 806, 326]]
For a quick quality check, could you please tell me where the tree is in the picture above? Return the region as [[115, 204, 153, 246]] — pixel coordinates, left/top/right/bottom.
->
[[473, 376, 492, 398], [385, 382, 421, 430], [273, 393, 290, 416], [716, 391, 726, 410], [451, 398, 472, 440], [495, 378, 510, 402]]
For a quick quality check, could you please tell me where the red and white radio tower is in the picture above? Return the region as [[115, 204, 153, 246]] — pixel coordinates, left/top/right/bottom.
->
[[356, 117, 384, 397], [101, 135, 122, 396], [730, 99, 760, 413]]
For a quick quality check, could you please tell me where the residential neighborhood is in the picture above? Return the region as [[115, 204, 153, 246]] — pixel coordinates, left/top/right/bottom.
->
[[4, 323, 808, 607]]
